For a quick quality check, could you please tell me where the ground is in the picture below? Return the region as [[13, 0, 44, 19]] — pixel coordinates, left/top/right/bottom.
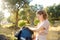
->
[[0, 26, 60, 40]]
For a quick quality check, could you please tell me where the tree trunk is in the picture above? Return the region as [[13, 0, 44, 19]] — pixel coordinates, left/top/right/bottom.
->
[[15, 10, 18, 27], [29, 15, 35, 27]]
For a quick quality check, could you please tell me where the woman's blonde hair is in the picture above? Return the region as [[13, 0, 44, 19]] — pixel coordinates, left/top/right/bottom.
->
[[36, 10, 48, 20]]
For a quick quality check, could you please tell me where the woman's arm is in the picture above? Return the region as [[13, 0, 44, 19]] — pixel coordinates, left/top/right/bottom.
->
[[38, 27, 46, 34], [28, 26, 45, 32], [28, 27, 37, 32]]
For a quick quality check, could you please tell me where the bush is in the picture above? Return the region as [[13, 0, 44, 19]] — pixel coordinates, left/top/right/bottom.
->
[[18, 20, 26, 27], [48, 19, 55, 26], [34, 19, 39, 26]]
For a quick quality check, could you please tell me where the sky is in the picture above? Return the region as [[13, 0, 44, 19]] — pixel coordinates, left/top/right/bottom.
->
[[0, 0, 60, 18], [0, 0, 10, 18], [29, 0, 60, 8]]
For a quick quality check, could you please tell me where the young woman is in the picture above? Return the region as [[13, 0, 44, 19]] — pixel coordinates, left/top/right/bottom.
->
[[28, 10, 50, 40]]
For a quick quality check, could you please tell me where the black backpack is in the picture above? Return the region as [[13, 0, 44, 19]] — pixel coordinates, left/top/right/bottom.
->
[[15, 27, 33, 40]]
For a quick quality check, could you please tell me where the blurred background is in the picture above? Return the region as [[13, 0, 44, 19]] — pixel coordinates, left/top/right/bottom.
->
[[0, 0, 60, 40]]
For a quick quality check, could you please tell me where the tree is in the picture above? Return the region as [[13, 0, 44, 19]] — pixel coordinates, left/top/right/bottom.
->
[[47, 4, 60, 20], [7, 13, 16, 23], [46, 4, 60, 25], [18, 4, 43, 26], [19, 5, 35, 26], [3, 0, 43, 27], [3, 0, 32, 27], [29, 4, 43, 26], [0, 11, 4, 26]]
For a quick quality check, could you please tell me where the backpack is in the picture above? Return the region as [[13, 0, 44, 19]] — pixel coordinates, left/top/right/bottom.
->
[[15, 27, 33, 40]]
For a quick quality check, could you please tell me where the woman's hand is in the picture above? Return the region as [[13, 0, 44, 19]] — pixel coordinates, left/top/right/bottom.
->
[[27, 27, 37, 32], [38, 27, 45, 34]]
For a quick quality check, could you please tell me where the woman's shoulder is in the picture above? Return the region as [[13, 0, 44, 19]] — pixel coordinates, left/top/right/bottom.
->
[[42, 19, 50, 26], [44, 19, 49, 24]]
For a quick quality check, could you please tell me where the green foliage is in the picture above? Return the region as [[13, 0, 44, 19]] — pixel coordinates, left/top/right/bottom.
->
[[4, 0, 32, 27], [4, 0, 43, 26], [48, 19, 55, 25], [19, 5, 36, 26], [19, 10, 27, 20], [47, 4, 60, 25], [18, 20, 26, 27], [47, 4, 60, 19], [34, 19, 39, 26]]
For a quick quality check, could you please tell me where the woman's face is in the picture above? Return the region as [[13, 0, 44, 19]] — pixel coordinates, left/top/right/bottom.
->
[[36, 14, 43, 20]]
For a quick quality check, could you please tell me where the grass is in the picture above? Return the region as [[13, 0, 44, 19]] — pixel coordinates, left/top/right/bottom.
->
[[47, 26, 60, 40], [0, 26, 60, 40]]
